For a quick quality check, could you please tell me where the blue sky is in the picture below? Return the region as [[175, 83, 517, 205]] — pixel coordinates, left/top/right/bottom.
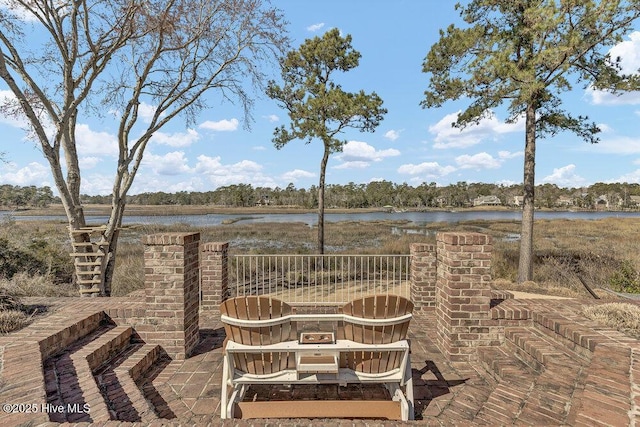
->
[[2, 1, 640, 196]]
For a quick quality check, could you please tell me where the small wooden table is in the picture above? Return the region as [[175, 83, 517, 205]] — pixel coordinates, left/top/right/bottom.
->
[[297, 332, 338, 377]]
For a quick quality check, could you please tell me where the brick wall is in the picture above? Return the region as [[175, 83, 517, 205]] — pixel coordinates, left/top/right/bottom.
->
[[410, 243, 437, 311], [140, 233, 200, 360], [201, 242, 229, 312], [435, 232, 496, 362]]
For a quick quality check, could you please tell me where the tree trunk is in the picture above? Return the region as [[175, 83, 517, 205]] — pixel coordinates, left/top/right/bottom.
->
[[518, 103, 536, 283], [317, 145, 330, 254]]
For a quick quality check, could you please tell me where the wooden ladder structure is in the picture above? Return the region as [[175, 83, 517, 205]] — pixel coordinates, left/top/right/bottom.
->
[[69, 226, 114, 297]]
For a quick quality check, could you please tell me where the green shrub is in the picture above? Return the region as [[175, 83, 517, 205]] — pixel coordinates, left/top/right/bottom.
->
[[609, 260, 640, 293], [0, 237, 73, 284]]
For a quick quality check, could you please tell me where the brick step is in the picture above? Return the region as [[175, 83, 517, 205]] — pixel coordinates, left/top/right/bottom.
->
[[69, 325, 134, 423], [474, 380, 534, 425], [517, 354, 586, 426], [482, 327, 593, 426], [531, 311, 607, 362], [94, 343, 168, 422], [504, 326, 571, 372], [39, 311, 109, 360], [436, 381, 495, 423], [477, 345, 536, 383], [568, 344, 633, 426], [43, 320, 118, 423], [474, 345, 538, 424]]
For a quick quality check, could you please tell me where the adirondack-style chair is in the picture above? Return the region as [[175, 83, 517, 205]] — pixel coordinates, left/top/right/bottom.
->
[[220, 295, 296, 375], [220, 294, 414, 420], [339, 294, 414, 373]]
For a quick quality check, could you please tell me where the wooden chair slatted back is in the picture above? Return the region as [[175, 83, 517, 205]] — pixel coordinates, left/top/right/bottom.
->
[[340, 295, 413, 374], [220, 296, 296, 374]]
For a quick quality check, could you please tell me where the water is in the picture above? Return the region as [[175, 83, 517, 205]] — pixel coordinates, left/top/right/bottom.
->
[[3, 209, 640, 226]]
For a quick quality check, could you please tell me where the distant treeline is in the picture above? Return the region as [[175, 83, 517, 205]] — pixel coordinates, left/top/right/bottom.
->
[[0, 185, 56, 208], [75, 181, 640, 209]]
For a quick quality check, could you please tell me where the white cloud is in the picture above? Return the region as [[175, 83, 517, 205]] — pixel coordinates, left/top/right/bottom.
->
[[281, 169, 315, 181], [0, 162, 50, 187], [0, 1, 38, 22], [455, 152, 501, 169], [253, 146, 267, 151], [138, 102, 160, 123], [193, 155, 277, 187], [597, 123, 613, 133], [338, 140, 400, 163], [151, 129, 199, 147], [614, 169, 640, 183], [608, 31, 640, 75], [143, 151, 192, 176], [586, 86, 640, 105], [384, 129, 401, 141], [81, 172, 115, 195], [430, 111, 524, 149], [585, 136, 640, 155], [76, 124, 118, 157], [333, 161, 370, 170], [199, 118, 239, 132], [307, 22, 325, 32], [79, 156, 101, 170], [586, 32, 640, 105], [542, 164, 586, 187], [397, 162, 456, 178], [264, 114, 279, 122], [0, 90, 27, 129], [498, 150, 523, 160]]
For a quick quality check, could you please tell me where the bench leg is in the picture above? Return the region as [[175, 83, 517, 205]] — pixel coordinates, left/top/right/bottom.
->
[[221, 354, 230, 418], [404, 353, 414, 420]]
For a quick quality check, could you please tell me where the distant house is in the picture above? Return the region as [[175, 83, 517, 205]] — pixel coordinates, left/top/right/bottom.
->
[[556, 196, 574, 207], [255, 195, 270, 206], [512, 196, 524, 207], [595, 195, 609, 211], [629, 195, 640, 208], [473, 195, 502, 207]]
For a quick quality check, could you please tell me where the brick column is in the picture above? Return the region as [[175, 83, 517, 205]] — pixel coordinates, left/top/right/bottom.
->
[[436, 232, 494, 362], [142, 232, 200, 360], [201, 242, 229, 312], [410, 243, 437, 310]]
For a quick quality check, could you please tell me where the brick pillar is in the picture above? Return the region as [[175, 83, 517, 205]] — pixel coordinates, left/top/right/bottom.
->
[[142, 232, 200, 360], [201, 242, 229, 312], [436, 232, 493, 362], [410, 243, 437, 311]]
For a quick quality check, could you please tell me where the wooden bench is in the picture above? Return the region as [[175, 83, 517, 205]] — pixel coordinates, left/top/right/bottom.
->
[[220, 295, 414, 420]]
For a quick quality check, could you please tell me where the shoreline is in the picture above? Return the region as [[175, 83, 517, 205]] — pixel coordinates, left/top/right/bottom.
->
[[1, 203, 619, 217]]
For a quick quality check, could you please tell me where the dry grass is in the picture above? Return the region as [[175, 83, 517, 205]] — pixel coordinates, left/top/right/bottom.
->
[[1, 215, 639, 300], [0, 288, 41, 334], [0, 310, 32, 334], [582, 302, 640, 339], [0, 272, 77, 297]]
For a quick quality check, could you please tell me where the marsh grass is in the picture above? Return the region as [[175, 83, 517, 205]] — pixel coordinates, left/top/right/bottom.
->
[[0, 287, 45, 334], [0, 216, 639, 300], [582, 302, 640, 338]]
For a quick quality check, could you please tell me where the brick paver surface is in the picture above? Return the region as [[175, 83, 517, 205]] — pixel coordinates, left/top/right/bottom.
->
[[0, 295, 638, 426]]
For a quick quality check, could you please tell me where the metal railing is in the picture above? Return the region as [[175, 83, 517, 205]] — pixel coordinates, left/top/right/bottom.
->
[[230, 254, 410, 305]]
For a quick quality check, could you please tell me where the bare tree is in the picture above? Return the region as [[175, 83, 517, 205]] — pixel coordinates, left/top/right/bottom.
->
[[0, 0, 288, 295]]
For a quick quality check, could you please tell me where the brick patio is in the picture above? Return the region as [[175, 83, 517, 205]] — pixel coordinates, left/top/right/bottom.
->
[[0, 292, 638, 426], [0, 231, 638, 426]]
